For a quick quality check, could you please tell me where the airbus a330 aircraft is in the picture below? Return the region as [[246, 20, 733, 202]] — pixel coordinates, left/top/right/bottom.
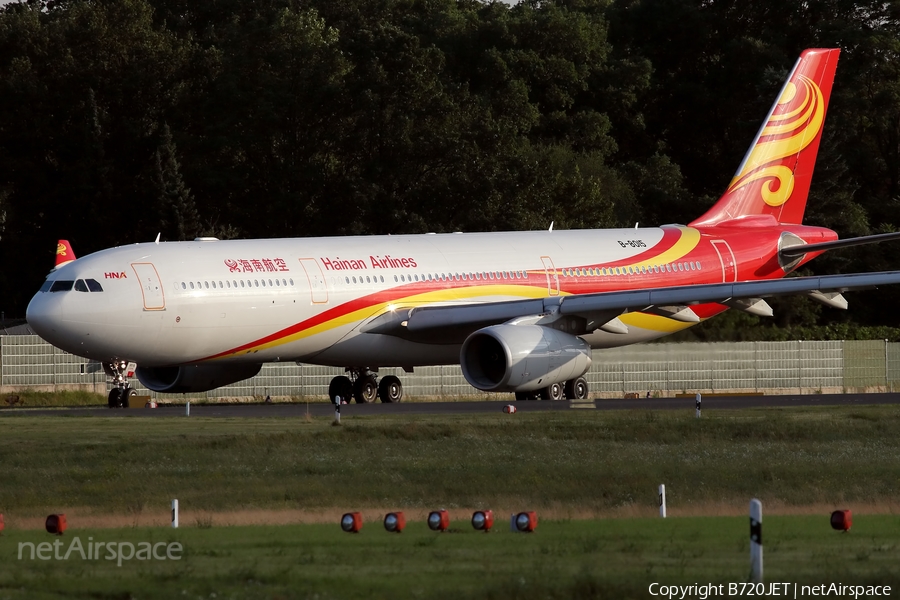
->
[[25, 48, 900, 407]]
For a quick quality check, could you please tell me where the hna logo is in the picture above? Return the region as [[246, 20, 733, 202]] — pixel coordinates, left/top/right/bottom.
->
[[104, 272, 127, 279]]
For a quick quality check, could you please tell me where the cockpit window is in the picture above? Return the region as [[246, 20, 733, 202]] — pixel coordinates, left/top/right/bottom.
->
[[74, 279, 89, 292], [86, 279, 103, 292], [39, 281, 52, 292], [49, 280, 74, 292]]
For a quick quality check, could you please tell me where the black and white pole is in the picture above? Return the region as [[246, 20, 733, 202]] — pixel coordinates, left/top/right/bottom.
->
[[659, 484, 666, 518], [750, 498, 763, 582], [171, 499, 179, 529], [334, 395, 341, 424], [695, 393, 701, 418]]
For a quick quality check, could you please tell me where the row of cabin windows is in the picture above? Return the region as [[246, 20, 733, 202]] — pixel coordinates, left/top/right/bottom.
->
[[340, 270, 529, 285], [562, 261, 702, 278], [179, 278, 295, 291], [40, 279, 104, 293]]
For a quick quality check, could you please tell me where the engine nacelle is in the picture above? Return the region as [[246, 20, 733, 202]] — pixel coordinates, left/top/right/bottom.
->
[[135, 363, 262, 393], [460, 324, 591, 392]]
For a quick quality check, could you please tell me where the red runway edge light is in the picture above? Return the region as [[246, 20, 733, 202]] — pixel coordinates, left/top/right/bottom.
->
[[514, 511, 537, 533], [341, 512, 363, 533], [472, 510, 493, 532], [384, 512, 406, 533], [504, 405, 517, 414], [45, 514, 67, 535], [830, 509, 852, 532], [427, 510, 450, 531]]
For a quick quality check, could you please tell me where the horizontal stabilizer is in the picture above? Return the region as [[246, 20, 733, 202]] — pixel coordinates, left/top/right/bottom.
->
[[779, 231, 900, 257]]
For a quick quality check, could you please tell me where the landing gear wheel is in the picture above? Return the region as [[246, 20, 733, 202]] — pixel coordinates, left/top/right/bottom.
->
[[108, 388, 122, 408], [378, 375, 403, 403], [353, 374, 378, 404], [540, 382, 564, 401], [564, 377, 589, 400], [122, 387, 136, 408], [329, 376, 353, 404]]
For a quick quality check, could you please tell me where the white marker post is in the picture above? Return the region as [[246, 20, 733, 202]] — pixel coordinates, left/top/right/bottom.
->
[[750, 498, 763, 582], [695, 393, 701, 418], [334, 396, 341, 424], [185, 401, 190, 416], [171, 499, 179, 528], [659, 484, 666, 518]]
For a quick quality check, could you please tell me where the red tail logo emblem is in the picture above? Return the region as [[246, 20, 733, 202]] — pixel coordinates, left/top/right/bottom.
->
[[54, 240, 76, 268]]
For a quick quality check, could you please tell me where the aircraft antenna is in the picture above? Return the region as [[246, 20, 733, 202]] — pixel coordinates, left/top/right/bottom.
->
[[549, 221, 554, 231], [155, 233, 160, 245]]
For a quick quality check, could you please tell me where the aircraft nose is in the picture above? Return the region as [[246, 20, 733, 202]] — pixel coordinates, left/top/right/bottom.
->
[[26, 290, 65, 345]]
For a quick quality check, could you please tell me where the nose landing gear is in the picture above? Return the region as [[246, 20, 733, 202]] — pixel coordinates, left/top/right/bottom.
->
[[103, 360, 138, 408]]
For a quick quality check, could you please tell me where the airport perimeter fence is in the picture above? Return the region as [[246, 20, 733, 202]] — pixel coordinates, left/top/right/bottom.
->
[[2, 335, 899, 401]]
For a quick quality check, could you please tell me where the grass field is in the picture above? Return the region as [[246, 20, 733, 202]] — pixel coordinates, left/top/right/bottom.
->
[[1, 516, 899, 599], [1, 405, 899, 597]]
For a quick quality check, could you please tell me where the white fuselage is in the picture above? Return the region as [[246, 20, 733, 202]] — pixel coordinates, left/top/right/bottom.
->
[[26, 225, 756, 369]]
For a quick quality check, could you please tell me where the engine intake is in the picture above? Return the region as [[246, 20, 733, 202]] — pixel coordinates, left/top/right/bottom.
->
[[460, 324, 591, 392], [136, 363, 262, 393]]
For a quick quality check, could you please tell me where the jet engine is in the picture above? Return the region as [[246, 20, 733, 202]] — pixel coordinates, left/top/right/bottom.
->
[[135, 363, 262, 393], [460, 324, 591, 392]]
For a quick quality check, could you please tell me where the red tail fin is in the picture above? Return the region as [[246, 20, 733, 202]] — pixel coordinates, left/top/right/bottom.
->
[[690, 48, 840, 227], [55, 240, 76, 269]]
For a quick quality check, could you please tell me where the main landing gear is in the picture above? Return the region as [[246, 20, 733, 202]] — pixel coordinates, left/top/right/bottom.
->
[[328, 368, 403, 404], [103, 360, 137, 408], [515, 377, 589, 402]]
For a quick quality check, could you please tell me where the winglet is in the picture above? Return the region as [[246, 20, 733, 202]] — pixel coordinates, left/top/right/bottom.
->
[[55, 240, 76, 269], [690, 48, 841, 227]]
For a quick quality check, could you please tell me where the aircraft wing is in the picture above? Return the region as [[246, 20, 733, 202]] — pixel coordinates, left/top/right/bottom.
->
[[361, 270, 900, 342]]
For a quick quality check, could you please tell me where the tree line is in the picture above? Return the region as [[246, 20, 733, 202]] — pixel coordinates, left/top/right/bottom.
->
[[2, 0, 899, 340]]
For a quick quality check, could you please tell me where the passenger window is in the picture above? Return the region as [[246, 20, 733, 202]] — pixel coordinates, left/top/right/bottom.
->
[[380, 276, 384, 283], [352, 277, 357, 284], [181, 282, 186, 290], [366, 276, 371, 284], [290, 279, 294, 285], [86, 279, 103, 292], [74, 279, 89, 292], [240, 281, 245, 288], [190, 282, 195, 289], [205, 281, 209, 289], [269, 279, 273, 286], [254, 280, 259, 287]]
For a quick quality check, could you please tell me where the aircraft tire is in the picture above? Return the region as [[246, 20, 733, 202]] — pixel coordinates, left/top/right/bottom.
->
[[328, 376, 353, 404], [108, 388, 122, 408], [565, 377, 589, 400], [122, 387, 136, 408], [378, 375, 402, 403], [353, 374, 378, 404], [540, 382, 564, 401]]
